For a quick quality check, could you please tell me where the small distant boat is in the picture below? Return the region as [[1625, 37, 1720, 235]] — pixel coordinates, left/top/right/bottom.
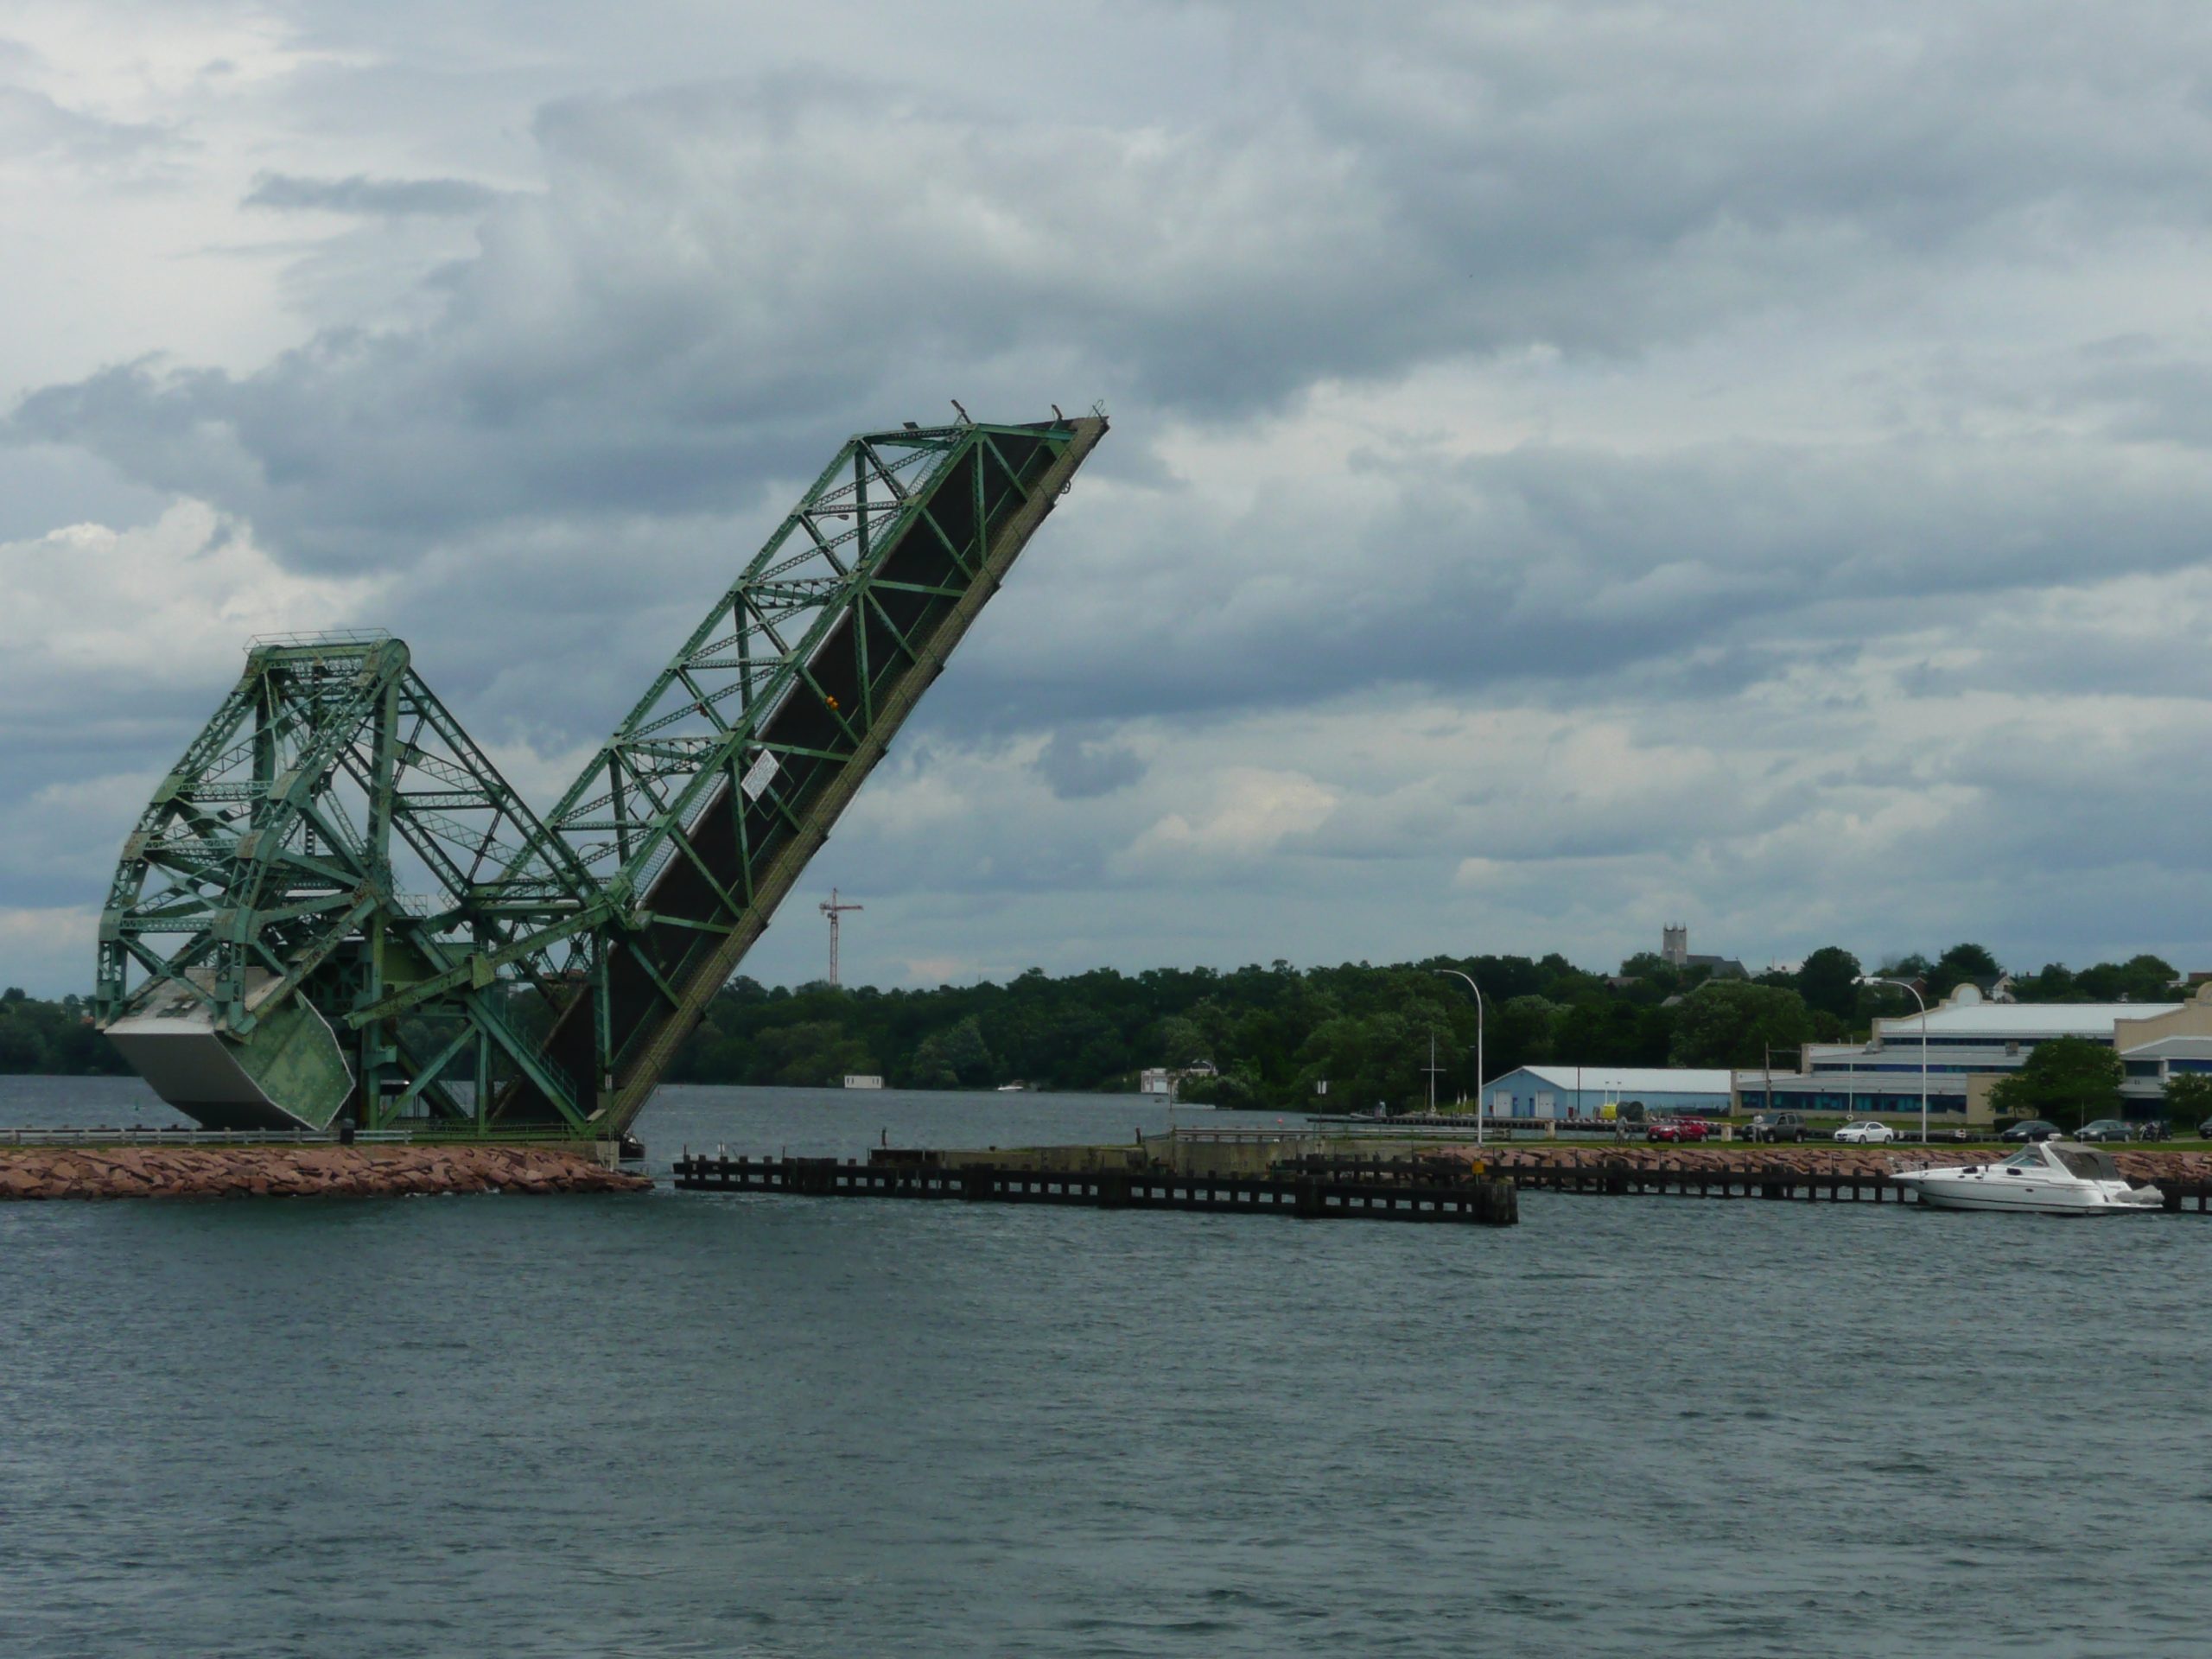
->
[[996, 1081, 1027, 1092], [1890, 1142, 2163, 1216]]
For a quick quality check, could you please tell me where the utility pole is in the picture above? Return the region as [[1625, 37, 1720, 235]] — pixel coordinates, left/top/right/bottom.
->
[[819, 888, 862, 987]]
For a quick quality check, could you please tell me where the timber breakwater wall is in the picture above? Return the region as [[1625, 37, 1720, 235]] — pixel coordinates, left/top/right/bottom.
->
[[0, 1144, 651, 1201], [674, 1152, 1520, 1224]]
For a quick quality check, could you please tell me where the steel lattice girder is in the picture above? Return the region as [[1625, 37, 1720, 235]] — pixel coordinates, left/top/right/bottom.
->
[[96, 636, 611, 1129], [95, 412, 1106, 1136], [365, 413, 1109, 1133]]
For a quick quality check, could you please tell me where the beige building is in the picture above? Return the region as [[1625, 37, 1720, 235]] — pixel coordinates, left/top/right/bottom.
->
[[1737, 982, 2212, 1125]]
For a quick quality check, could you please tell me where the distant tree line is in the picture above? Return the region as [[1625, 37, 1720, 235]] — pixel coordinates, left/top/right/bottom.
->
[[2, 941, 2194, 1109], [0, 989, 131, 1076], [663, 940, 2196, 1112]]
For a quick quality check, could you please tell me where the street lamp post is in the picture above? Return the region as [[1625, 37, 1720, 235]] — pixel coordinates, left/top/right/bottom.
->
[[1859, 976, 1929, 1144], [1433, 969, 1485, 1147]]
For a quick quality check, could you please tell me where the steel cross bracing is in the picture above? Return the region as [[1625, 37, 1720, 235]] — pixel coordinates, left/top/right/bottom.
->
[[94, 412, 1106, 1138], [95, 636, 608, 1128], [411, 414, 1106, 1133]]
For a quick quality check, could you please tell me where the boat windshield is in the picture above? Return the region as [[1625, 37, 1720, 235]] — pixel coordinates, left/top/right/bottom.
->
[[2051, 1147, 2121, 1181], [2000, 1147, 2046, 1170]]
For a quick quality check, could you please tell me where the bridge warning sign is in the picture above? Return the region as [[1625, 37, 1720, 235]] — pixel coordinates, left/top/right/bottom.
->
[[741, 749, 780, 802]]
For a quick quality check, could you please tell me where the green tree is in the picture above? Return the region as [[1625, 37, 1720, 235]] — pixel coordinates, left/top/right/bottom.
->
[[941, 1015, 995, 1085], [1987, 1036, 2123, 1131], [2073, 956, 2178, 1003], [0, 1012, 41, 1072], [1929, 942, 2001, 1000], [1489, 995, 1560, 1077], [1154, 1015, 1209, 1068], [1616, 951, 1681, 994], [2012, 963, 2075, 1001], [1797, 946, 1862, 1021], [1667, 982, 1815, 1069], [2158, 1071, 2212, 1131], [1296, 1012, 1419, 1112], [753, 1020, 873, 1088], [908, 1014, 995, 1089]]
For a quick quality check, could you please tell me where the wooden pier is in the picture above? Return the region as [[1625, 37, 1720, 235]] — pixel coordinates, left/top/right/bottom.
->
[[671, 1154, 1519, 1225], [1501, 1162, 1920, 1203], [671, 1151, 2212, 1221]]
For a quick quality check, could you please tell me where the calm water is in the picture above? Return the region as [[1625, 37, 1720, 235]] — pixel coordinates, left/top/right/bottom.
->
[[3, 1075, 2208, 1657]]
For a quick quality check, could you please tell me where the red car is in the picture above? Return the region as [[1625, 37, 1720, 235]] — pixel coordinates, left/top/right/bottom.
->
[[1646, 1117, 1712, 1142]]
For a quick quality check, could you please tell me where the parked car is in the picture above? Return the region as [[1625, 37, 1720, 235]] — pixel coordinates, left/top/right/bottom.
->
[[1834, 1120, 1897, 1144], [2000, 1119, 2064, 1142], [1647, 1117, 1713, 1142], [2077, 1119, 2133, 1142], [1745, 1112, 1806, 1143], [2200, 1116, 2212, 1140]]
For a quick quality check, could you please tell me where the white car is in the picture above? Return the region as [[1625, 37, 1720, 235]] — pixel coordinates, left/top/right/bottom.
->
[[1834, 1120, 1897, 1144]]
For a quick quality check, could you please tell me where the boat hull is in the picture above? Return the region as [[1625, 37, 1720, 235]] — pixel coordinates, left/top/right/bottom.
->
[[1892, 1171, 2161, 1216]]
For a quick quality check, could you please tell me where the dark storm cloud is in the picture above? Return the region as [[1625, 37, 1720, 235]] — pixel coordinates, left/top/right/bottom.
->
[[243, 172, 505, 216], [1034, 731, 1147, 800], [18, 8, 2212, 574], [913, 433, 2212, 735]]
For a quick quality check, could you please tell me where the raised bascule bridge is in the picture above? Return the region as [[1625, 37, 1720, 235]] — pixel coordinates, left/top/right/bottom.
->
[[93, 412, 1107, 1144]]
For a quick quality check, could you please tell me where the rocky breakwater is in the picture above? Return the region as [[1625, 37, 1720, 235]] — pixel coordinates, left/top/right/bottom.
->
[[1433, 1143, 2212, 1184], [0, 1143, 651, 1201]]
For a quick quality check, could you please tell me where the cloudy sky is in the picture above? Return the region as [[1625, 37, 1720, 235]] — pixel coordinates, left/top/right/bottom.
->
[[5, 1, 2212, 995]]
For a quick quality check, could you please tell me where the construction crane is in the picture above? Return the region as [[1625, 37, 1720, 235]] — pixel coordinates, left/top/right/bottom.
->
[[94, 411, 1107, 1139], [818, 888, 861, 988]]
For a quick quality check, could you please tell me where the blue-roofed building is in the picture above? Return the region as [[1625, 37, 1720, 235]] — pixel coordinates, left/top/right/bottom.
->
[[1481, 1065, 1733, 1122]]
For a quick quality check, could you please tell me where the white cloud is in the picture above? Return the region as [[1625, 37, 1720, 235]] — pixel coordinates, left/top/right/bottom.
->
[[0, 502, 384, 944], [0, 499, 381, 687], [0, 906, 99, 994], [1122, 767, 1338, 869]]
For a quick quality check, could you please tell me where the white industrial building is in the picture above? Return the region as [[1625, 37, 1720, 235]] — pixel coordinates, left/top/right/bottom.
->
[[1736, 982, 2212, 1124]]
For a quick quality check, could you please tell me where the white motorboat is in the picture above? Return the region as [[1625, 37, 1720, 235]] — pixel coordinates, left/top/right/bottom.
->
[[1890, 1141, 2164, 1216]]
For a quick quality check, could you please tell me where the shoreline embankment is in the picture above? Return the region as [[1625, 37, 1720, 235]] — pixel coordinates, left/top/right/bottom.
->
[[0, 1143, 651, 1201]]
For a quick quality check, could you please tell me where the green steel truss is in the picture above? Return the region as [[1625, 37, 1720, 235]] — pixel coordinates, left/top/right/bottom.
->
[[93, 635, 607, 1128], [95, 412, 1107, 1137]]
